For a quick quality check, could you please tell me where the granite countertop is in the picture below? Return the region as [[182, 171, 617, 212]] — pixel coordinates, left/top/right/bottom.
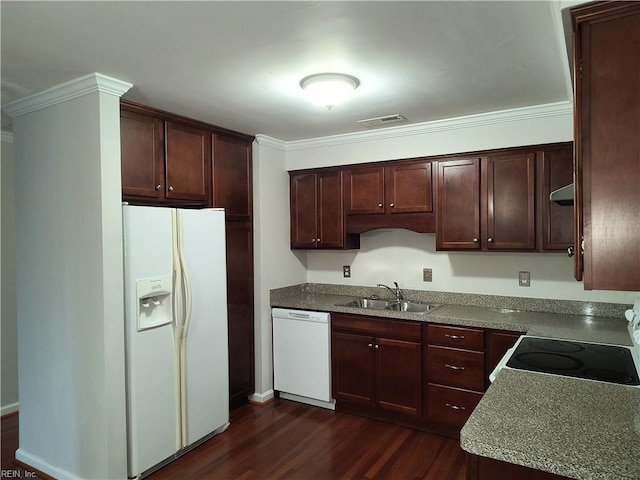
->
[[270, 283, 632, 345], [460, 369, 640, 480], [271, 283, 637, 479]]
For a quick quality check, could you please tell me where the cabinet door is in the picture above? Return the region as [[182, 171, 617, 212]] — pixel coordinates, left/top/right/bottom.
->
[[485, 152, 536, 250], [317, 171, 346, 248], [213, 134, 252, 221], [436, 158, 481, 250], [165, 121, 211, 203], [485, 331, 521, 388], [225, 222, 255, 407], [290, 173, 318, 249], [376, 338, 422, 416], [574, 3, 640, 291], [332, 331, 375, 407], [120, 109, 165, 200], [385, 162, 433, 214], [539, 144, 574, 251], [345, 166, 385, 214]]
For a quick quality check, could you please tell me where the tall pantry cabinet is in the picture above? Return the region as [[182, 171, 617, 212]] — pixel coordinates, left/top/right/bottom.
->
[[120, 100, 256, 407], [572, 2, 640, 291]]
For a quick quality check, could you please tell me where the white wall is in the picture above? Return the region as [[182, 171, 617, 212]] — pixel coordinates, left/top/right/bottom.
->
[[252, 136, 307, 401], [285, 103, 637, 305], [8, 74, 129, 479], [1, 132, 19, 415]]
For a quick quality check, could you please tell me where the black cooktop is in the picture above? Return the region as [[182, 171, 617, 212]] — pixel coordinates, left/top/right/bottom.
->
[[506, 337, 640, 385]]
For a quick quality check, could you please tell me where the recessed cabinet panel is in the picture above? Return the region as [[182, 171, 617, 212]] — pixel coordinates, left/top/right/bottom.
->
[[436, 158, 481, 250], [120, 109, 164, 200], [539, 144, 574, 251], [386, 162, 433, 214], [332, 331, 376, 407], [290, 173, 318, 249], [485, 152, 536, 250], [165, 121, 211, 203], [318, 172, 347, 248], [346, 167, 385, 214]]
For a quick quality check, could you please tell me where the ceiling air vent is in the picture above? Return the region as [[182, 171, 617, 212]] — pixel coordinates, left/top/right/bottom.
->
[[357, 114, 407, 127]]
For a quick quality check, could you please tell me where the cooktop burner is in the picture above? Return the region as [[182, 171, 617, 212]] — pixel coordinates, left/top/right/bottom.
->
[[506, 337, 640, 385]]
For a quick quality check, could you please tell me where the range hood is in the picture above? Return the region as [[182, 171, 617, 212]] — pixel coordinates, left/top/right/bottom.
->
[[550, 183, 574, 206]]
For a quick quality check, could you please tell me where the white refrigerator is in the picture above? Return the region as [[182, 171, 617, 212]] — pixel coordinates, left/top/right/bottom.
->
[[123, 205, 229, 479]]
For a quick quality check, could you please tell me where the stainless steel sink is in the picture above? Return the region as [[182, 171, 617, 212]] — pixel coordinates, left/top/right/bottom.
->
[[336, 298, 391, 309], [384, 300, 442, 313], [336, 298, 442, 314]]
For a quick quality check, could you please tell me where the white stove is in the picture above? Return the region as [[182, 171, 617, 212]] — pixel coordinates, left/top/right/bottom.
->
[[490, 299, 640, 387]]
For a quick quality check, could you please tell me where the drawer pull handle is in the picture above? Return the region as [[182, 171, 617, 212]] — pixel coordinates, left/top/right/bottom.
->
[[444, 334, 465, 340], [446, 403, 466, 411], [445, 364, 465, 371]]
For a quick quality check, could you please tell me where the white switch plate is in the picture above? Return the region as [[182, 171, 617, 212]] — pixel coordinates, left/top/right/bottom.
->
[[519, 271, 531, 287]]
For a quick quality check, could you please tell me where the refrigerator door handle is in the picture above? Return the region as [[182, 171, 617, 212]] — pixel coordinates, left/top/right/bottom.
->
[[176, 210, 193, 448], [171, 209, 185, 450]]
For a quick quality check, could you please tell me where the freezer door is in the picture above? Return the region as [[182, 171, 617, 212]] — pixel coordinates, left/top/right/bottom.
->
[[123, 205, 179, 477], [178, 208, 229, 446]]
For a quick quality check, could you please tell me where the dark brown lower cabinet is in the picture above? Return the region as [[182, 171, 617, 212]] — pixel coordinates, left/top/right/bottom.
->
[[332, 316, 523, 438], [225, 222, 255, 408], [331, 314, 422, 418], [466, 453, 571, 480]]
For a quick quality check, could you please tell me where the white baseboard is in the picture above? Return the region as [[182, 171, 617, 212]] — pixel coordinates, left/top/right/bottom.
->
[[15, 447, 80, 479], [1, 402, 19, 416], [249, 390, 274, 405]]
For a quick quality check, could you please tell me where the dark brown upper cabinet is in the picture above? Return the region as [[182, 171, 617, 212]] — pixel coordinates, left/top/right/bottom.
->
[[537, 143, 574, 252], [290, 170, 359, 250], [164, 121, 211, 204], [344, 160, 435, 233], [437, 152, 536, 251], [572, 2, 640, 291], [121, 102, 211, 206], [120, 108, 165, 201], [213, 133, 253, 221]]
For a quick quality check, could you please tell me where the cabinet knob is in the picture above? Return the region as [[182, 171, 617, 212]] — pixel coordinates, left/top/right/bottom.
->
[[155, 184, 162, 191], [487, 237, 494, 243], [473, 238, 479, 243], [378, 203, 383, 208], [389, 203, 394, 208], [375, 344, 379, 349], [316, 238, 321, 243], [368, 343, 373, 348], [312, 239, 317, 243], [168, 186, 174, 192], [567, 246, 575, 257]]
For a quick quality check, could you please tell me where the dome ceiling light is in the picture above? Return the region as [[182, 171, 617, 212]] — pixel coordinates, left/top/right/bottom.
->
[[299, 73, 360, 110]]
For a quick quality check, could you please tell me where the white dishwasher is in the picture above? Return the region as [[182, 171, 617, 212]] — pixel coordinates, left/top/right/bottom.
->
[[272, 308, 335, 410]]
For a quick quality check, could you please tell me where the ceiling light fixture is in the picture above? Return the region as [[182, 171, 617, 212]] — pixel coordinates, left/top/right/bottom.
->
[[300, 73, 360, 110]]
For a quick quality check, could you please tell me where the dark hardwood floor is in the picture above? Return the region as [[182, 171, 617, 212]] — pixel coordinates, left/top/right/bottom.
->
[[2, 400, 466, 479]]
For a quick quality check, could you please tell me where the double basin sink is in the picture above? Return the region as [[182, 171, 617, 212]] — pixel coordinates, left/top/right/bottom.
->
[[336, 298, 442, 314]]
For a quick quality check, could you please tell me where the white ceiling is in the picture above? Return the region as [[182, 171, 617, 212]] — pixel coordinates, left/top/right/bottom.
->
[[1, 1, 574, 142]]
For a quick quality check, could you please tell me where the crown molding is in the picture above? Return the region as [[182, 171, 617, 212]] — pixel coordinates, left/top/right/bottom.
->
[[2, 73, 133, 119], [255, 134, 287, 151], [284, 101, 573, 151]]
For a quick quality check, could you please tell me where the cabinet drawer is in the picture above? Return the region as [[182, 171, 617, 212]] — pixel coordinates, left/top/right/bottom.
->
[[427, 384, 483, 428], [428, 324, 484, 351], [428, 345, 485, 391], [332, 314, 421, 341]]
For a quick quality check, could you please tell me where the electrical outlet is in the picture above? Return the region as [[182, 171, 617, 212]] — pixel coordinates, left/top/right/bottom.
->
[[423, 268, 432, 282], [343, 265, 351, 278], [519, 271, 530, 287]]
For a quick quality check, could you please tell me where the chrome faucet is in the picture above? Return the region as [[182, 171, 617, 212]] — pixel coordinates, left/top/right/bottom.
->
[[377, 282, 404, 302]]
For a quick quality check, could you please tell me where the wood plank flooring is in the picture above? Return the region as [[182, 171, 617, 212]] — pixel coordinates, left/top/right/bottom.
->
[[1, 400, 466, 479]]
